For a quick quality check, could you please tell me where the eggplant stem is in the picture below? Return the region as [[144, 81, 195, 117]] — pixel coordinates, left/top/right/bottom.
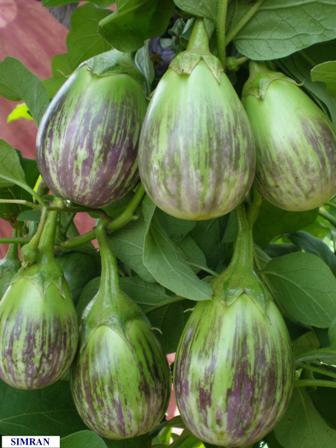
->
[[296, 379, 336, 388], [216, 0, 229, 68]]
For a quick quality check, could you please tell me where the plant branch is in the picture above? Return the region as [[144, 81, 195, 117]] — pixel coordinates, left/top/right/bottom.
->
[[60, 184, 146, 249], [0, 237, 29, 244], [319, 208, 336, 227], [297, 362, 336, 380], [217, 0, 229, 68], [296, 379, 336, 388], [225, 0, 266, 45], [0, 199, 39, 208]]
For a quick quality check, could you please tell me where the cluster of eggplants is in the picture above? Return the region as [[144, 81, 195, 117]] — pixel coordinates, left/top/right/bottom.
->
[[138, 20, 256, 220], [71, 225, 170, 439], [174, 206, 295, 447], [36, 50, 147, 208], [0, 211, 78, 389], [242, 62, 336, 211]]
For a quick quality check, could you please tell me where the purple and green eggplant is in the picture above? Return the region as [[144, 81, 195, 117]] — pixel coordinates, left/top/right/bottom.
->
[[71, 224, 170, 439], [0, 210, 78, 390], [242, 62, 336, 211], [138, 20, 256, 220], [0, 243, 20, 298], [174, 205, 295, 447], [36, 50, 147, 208]]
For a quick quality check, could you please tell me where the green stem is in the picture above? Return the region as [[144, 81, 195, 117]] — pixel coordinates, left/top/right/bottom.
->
[[216, 0, 229, 68], [37, 210, 58, 264], [213, 204, 254, 296], [227, 204, 254, 272], [225, 0, 266, 45], [0, 199, 39, 208], [296, 379, 336, 388], [187, 19, 210, 53], [247, 186, 263, 226], [96, 222, 119, 294], [319, 208, 336, 227], [0, 237, 28, 245], [297, 362, 336, 380], [60, 184, 145, 250], [107, 184, 145, 232]]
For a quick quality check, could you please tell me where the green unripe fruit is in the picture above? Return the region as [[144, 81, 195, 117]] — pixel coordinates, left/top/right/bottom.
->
[[0, 212, 78, 390], [71, 225, 170, 439], [242, 62, 336, 211], [138, 20, 255, 220], [174, 206, 295, 447]]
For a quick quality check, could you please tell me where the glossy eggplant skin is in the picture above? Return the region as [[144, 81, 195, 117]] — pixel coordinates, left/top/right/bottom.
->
[[138, 21, 255, 221], [0, 260, 78, 390], [242, 63, 336, 211], [174, 295, 294, 447], [36, 52, 147, 208], [174, 206, 295, 447], [71, 225, 170, 440]]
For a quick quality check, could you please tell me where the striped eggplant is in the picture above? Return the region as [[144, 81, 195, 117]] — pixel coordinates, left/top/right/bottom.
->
[[71, 225, 170, 440], [138, 20, 255, 221], [174, 206, 295, 447], [36, 50, 147, 208], [0, 211, 78, 389], [0, 244, 20, 298], [242, 62, 336, 211]]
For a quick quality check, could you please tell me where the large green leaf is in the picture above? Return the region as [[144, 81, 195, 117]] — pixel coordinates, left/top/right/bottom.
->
[[61, 431, 107, 448], [67, 4, 111, 68], [232, 0, 336, 60], [254, 201, 318, 247], [99, 0, 174, 51], [142, 198, 212, 301], [274, 388, 336, 448], [0, 58, 49, 123], [0, 380, 85, 436], [288, 231, 336, 276], [263, 252, 336, 328], [108, 219, 155, 283], [173, 0, 217, 20]]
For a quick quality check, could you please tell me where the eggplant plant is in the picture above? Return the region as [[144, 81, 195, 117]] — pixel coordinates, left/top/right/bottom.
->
[[0, 1, 336, 447]]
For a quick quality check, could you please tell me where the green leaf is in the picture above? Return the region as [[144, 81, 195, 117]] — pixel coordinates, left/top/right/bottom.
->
[[135, 42, 155, 92], [0, 141, 26, 188], [157, 211, 196, 243], [0, 380, 85, 436], [108, 219, 155, 283], [120, 276, 180, 307], [104, 435, 151, 447], [67, 4, 111, 69], [254, 201, 318, 247], [7, 103, 33, 123], [311, 61, 336, 95], [296, 347, 336, 365], [180, 236, 208, 273], [0, 58, 49, 123], [99, 0, 174, 52], [288, 231, 336, 276], [143, 198, 212, 301], [173, 0, 217, 20], [311, 387, 336, 429], [233, 0, 336, 60], [293, 331, 320, 358], [61, 431, 107, 448], [274, 388, 336, 448], [148, 302, 190, 354], [191, 219, 223, 269], [263, 252, 336, 328]]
